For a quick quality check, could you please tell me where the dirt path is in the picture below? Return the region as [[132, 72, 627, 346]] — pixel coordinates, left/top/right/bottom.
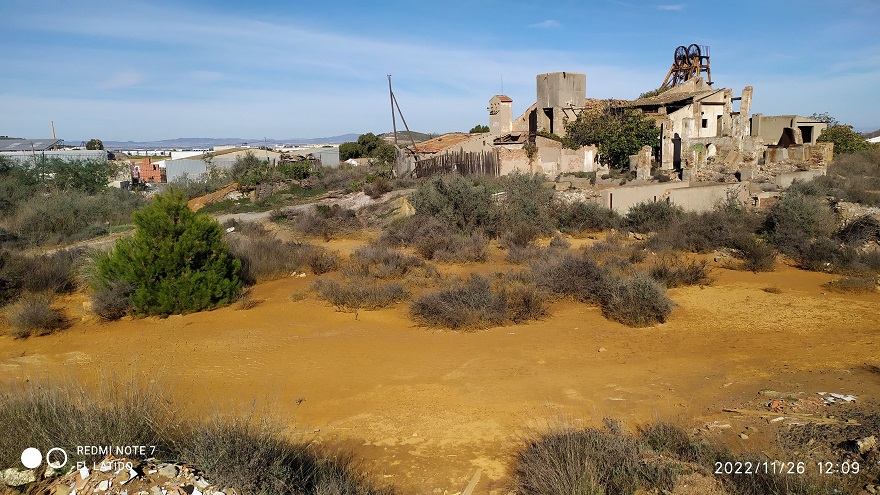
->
[[1, 248, 878, 494]]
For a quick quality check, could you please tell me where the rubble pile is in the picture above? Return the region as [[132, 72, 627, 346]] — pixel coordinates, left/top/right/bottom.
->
[[1, 456, 240, 495]]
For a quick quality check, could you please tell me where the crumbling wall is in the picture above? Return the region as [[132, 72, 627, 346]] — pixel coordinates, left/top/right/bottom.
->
[[667, 182, 749, 212], [774, 168, 826, 189], [498, 148, 533, 175], [600, 182, 691, 213]]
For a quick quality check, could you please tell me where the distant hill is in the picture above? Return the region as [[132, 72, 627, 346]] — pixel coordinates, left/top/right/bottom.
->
[[99, 135, 361, 150], [378, 131, 438, 144], [863, 129, 880, 139]]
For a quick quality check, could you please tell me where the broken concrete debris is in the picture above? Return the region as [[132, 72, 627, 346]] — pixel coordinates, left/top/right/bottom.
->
[[0, 456, 238, 495], [818, 392, 857, 404]]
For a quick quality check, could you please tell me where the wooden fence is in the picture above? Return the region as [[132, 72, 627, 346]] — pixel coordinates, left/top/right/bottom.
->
[[412, 150, 500, 177]]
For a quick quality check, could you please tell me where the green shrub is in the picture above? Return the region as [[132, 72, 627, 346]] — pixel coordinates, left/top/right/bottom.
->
[[6, 292, 68, 338], [408, 175, 496, 232], [93, 190, 241, 316], [6, 188, 144, 246], [765, 192, 837, 256], [625, 200, 684, 233], [554, 201, 622, 233], [496, 172, 555, 242], [729, 234, 777, 272]]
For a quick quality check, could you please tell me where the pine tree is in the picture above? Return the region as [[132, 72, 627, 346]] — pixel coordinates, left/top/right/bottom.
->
[[94, 190, 241, 315]]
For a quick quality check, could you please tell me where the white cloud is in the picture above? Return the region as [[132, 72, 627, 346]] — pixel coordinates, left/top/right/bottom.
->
[[528, 20, 561, 29], [657, 4, 685, 11]]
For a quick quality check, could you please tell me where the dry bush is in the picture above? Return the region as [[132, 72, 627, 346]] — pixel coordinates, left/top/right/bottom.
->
[[625, 200, 684, 233], [648, 256, 711, 288], [177, 413, 393, 495], [531, 253, 609, 304], [409, 274, 546, 330], [416, 230, 488, 263], [381, 216, 488, 263], [363, 177, 391, 199], [225, 223, 338, 282], [553, 200, 622, 234], [505, 244, 544, 264], [511, 421, 676, 495], [599, 273, 673, 327], [837, 215, 880, 246], [549, 235, 571, 249], [0, 376, 394, 495], [312, 278, 407, 313], [343, 244, 429, 279], [825, 276, 876, 293], [0, 249, 83, 304], [512, 419, 855, 495], [91, 280, 133, 321], [0, 376, 175, 468], [6, 292, 68, 337], [647, 206, 764, 254], [729, 234, 777, 272], [293, 204, 362, 241], [500, 282, 547, 323]]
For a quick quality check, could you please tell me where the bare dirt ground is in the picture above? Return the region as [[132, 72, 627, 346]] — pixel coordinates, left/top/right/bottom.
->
[[1, 240, 878, 494]]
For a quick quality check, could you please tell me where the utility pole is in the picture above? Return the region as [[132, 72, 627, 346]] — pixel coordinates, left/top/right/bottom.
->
[[388, 74, 398, 146]]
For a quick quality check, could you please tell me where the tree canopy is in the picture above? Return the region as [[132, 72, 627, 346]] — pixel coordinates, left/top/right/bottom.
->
[[469, 124, 490, 134], [94, 190, 241, 315], [85, 138, 104, 150], [564, 105, 659, 168], [811, 113, 873, 155], [339, 133, 395, 165]]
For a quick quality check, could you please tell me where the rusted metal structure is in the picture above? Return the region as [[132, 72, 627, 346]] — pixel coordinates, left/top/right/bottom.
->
[[661, 44, 712, 89]]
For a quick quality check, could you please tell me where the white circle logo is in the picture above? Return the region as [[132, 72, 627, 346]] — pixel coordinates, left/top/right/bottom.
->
[[46, 448, 68, 469], [21, 448, 42, 469]]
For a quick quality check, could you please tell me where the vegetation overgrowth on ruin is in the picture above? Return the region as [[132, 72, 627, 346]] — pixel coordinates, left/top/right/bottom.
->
[[563, 104, 660, 168]]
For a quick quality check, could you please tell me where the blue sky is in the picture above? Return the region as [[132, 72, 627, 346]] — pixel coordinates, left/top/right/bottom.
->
[[2, 0, 878, 141]]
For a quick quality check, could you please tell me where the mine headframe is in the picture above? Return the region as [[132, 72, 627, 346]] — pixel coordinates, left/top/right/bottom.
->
[[660, 44, 712, 89]]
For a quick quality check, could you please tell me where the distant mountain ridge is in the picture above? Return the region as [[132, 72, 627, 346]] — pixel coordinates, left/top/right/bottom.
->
[[98, 134, 362, 149]]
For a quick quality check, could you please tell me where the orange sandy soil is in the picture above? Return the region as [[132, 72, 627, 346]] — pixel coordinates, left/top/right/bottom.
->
[[1, 238, 879, 494]]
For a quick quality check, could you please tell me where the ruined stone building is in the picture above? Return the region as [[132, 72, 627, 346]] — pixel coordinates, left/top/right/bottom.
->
[[395, 56, 832, 214]]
